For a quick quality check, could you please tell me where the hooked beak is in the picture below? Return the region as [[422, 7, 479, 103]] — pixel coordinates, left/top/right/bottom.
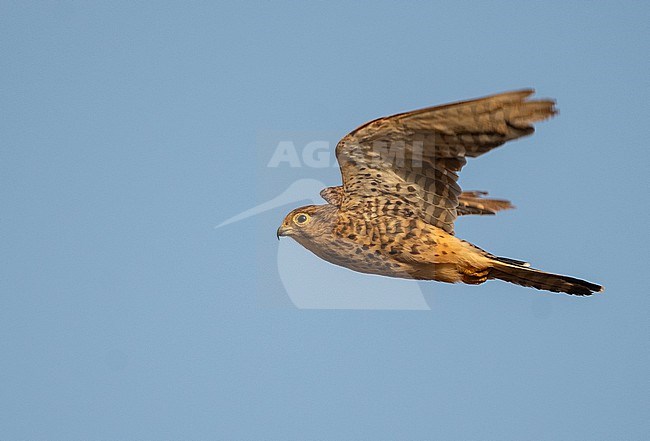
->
[[276, 225, 290, 240]]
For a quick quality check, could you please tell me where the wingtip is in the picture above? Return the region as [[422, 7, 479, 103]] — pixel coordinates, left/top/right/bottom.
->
[[518, 88, 536, 97], [518, 88, 558, 117]]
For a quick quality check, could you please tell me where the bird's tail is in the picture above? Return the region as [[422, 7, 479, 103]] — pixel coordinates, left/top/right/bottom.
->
[[489, 257, 604, 296]]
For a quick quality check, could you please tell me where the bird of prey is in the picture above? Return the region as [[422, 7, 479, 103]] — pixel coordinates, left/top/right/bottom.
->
[[277, 90, 604, 296]]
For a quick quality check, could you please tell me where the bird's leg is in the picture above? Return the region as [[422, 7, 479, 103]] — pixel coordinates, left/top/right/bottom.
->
[[460, 267, 490, 285]]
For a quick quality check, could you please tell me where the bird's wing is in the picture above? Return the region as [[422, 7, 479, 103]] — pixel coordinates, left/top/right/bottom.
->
[[456, 191, 514, 216], [335, 89, 555, 234], [322, 185, 513, 216], [320, 186, 344, 206]]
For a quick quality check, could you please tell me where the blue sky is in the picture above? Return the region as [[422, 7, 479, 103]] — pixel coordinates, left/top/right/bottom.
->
[[1, 1, 649, 439]]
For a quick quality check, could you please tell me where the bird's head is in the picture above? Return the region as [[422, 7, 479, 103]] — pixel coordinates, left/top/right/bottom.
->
[[277, 204, 337, 242]]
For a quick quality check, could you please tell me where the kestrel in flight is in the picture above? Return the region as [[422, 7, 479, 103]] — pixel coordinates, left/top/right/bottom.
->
[[277, 90, 604, 296]]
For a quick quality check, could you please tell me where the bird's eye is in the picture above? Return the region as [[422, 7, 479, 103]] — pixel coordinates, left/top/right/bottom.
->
[[293, 213, 310, 225]]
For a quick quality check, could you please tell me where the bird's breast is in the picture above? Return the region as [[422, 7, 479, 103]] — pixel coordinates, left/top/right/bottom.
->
[[296, 232, 411, 278]]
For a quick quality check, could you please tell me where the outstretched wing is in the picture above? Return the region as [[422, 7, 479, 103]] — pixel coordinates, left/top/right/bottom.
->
[[335, 89, 556, 233], [322, 185, 513, 216]]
